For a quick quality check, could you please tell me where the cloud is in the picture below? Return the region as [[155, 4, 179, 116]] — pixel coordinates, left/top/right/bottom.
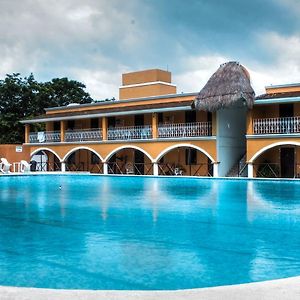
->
[[0, 0, 300, 100]]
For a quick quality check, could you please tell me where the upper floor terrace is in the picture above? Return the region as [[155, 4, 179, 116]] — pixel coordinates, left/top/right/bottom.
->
[[24, 108, 214, 144], [247, 83, 300, 137]]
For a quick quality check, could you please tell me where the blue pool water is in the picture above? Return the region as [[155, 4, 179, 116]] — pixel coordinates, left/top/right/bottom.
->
[[0, 175, 300, 290]]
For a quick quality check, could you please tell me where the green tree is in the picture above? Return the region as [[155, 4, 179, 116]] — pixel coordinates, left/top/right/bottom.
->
[[0, 74, 93, 144]]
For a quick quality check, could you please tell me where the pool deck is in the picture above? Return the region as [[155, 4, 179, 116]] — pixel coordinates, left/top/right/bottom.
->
[[1, 276, 300, 300]]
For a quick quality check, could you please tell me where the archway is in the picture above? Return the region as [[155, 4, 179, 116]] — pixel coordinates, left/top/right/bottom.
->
[[63, 148, 103, 173], [156, 145, 214, 176], [250, 142, 300, 178], [30, 148, 62, 172], [105, 146, 153, 175]]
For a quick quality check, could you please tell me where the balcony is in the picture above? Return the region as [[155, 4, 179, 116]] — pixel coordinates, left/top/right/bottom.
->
[[29, 131, 61, 143], [65, 128, 102, 142], [107, 125, 152, 140], [158, 122, 212, 138], [28, 122, 213, 144], [253, 116, 300, 135]]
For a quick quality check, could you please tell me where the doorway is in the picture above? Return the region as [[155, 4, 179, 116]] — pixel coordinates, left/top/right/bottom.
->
[[280, 147, 295, 178]]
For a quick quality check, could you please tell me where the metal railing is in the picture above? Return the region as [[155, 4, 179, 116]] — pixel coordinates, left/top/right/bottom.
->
[[253, 163, 280, 178], [66, 162, 103, 173], [253, 116, 300, 135], [29, 131, 61, 143], [65, 128, 102, 142], [158, 163, 213, 176], [31, 162, 61, 171], [107, 162, 153, 175], [107, 125, 152, 140], [158, 122, 212, 138]]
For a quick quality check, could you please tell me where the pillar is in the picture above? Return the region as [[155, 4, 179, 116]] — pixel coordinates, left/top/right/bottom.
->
[[25, 124, 30, 143], [60, 120, 66, 142], [153, 162, 159, 176], [213, 162, 219, 177], [103, 162, 108, 175], [61, 162, 66, 172], [152, 113, 158, 139], [102, 117, 108, 141], [248, 163, 253, 178]]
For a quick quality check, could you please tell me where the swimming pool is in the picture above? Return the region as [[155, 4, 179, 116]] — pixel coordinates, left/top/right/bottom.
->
[[0, 175, 300, 290]]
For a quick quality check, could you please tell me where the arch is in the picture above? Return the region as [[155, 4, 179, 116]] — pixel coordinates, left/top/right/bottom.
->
[[62, 146, 104, 162], [155, 143, 215, 163], [30, 147, 62, 162], [249, 141, 300, 163], [104, 145, 154, 162]]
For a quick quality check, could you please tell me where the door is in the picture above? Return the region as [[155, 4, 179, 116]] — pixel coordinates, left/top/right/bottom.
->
[[185, 110, 196, 123], [280, 147, 295, 178], [279, 104, 294, 118], [134, 114, 144, 126]]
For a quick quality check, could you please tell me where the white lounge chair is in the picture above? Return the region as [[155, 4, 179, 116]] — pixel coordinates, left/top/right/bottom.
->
[[20, 160, 31, 173], [0, 158, 12, 174], [125, 162, 134, 175]]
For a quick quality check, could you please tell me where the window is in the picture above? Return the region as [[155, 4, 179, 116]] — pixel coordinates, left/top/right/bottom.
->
[[185, 148, 197, 165]]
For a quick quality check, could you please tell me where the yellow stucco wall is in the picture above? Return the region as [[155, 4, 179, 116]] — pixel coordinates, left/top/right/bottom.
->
[[27, 139, 217, 163], [119, 84, 177, 100], [266, 85, 300, 94], [247, 137, 300, 162], [122, 69, 172, 85]]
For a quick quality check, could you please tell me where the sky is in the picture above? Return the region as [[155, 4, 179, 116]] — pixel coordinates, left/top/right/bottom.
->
[[0, 0, 300, 99]]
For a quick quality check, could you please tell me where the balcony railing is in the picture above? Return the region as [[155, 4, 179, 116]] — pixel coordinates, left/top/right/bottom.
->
[[65, 128, 102, 142], [253, 116, 300, 135], [158, 122, 212, 138], [29, 131, 61, 143], [28, 121, 213, 144], [107, 125, 152, 140]]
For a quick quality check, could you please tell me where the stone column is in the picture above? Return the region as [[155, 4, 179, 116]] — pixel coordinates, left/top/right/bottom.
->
[[153, 162, 159, 176], [102, 117, 108, 141], [25, 124, 30, 143], [248, 163, 253, 178], [103, 162, 108, 175], [61, 162, 66, 172], [60, 121, 66, 142], [213, 162, 219, 177], [152, 113, 158, 139]]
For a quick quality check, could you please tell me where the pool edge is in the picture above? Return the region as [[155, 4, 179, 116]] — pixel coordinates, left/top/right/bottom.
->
[[1, 276, 300, 300]]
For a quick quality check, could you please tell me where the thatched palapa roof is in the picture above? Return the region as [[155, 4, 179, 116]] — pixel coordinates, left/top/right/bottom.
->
[[192, 61, 255, 112]]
